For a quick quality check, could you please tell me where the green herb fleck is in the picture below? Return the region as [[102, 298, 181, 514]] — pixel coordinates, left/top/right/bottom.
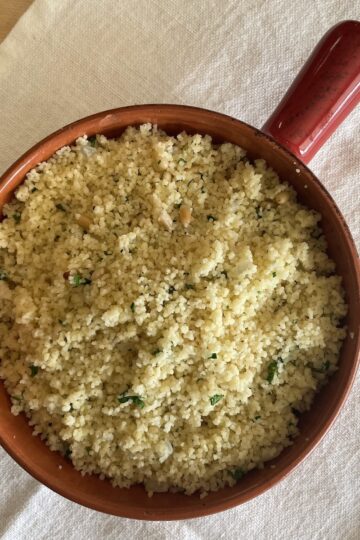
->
[[13, 212, 21, 223], [230, 468, 244, 481], [31, 187, 38, 193], [69, 403, 74, 412], [207, 215, 217, 222], [30, 365, 39, 377], [210, 394, 224, 406], [72, 275, 91, 287], [185, 283, 195, 290], [12, 395, 22, 402], [88, 136, 97, 146], [208, 353, 217, 359], [152, 349, 162, 356], [254, 415, 261, 420], [313, 360, 331, 373], [168, 286, 176, 294], [0, 270, 7, 281], [130, 302, 135, 312], [267, 360, 279, 383], [55, 203, 67, 212], [118, 394, 145, 408], [272, 272, 277, 277]]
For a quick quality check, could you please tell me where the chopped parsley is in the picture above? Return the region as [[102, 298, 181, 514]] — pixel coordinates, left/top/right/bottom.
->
[[208, 353, 217, 359], [118, 394, 145, 408], [267, 360, 279, 383], [152, 349, 162, 356], [312, 360, 331, 373], [185, 283, 195, 290], [30, 365, 39, 377], [210, 394, 224, 406], [230, 468, 244, 481], [88, 136, 97, 146], [130, 302, 135, 312], [55, 203, 67, 212], [0, 270, 7, 281], [272, 272, 277, 277], [31, 187, 38, 193], [13, 212, 21, 223], [71, 275, 92, 287], [207, 215, 217, 222]]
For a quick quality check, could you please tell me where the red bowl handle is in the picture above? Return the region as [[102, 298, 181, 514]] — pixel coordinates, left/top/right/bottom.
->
[[262, 20, 360, 163]]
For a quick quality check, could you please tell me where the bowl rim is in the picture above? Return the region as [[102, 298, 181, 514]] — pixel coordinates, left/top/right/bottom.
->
[[0, 104, 359, 520]]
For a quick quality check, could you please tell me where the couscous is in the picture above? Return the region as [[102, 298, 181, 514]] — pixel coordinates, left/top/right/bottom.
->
[[0, 125, 347, 495]]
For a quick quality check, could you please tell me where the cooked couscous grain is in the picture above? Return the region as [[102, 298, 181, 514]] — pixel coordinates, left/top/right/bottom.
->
[[0, 125, 347, 495]]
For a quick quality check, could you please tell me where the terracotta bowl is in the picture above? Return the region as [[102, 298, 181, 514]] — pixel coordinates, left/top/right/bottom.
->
[[0, 21, 359, 520]]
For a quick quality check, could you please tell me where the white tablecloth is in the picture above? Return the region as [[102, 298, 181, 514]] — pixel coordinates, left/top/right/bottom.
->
[[0, 1, 359, 538]]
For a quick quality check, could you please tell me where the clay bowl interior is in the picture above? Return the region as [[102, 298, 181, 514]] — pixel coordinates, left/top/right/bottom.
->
[[0, 105, 359, 520]]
